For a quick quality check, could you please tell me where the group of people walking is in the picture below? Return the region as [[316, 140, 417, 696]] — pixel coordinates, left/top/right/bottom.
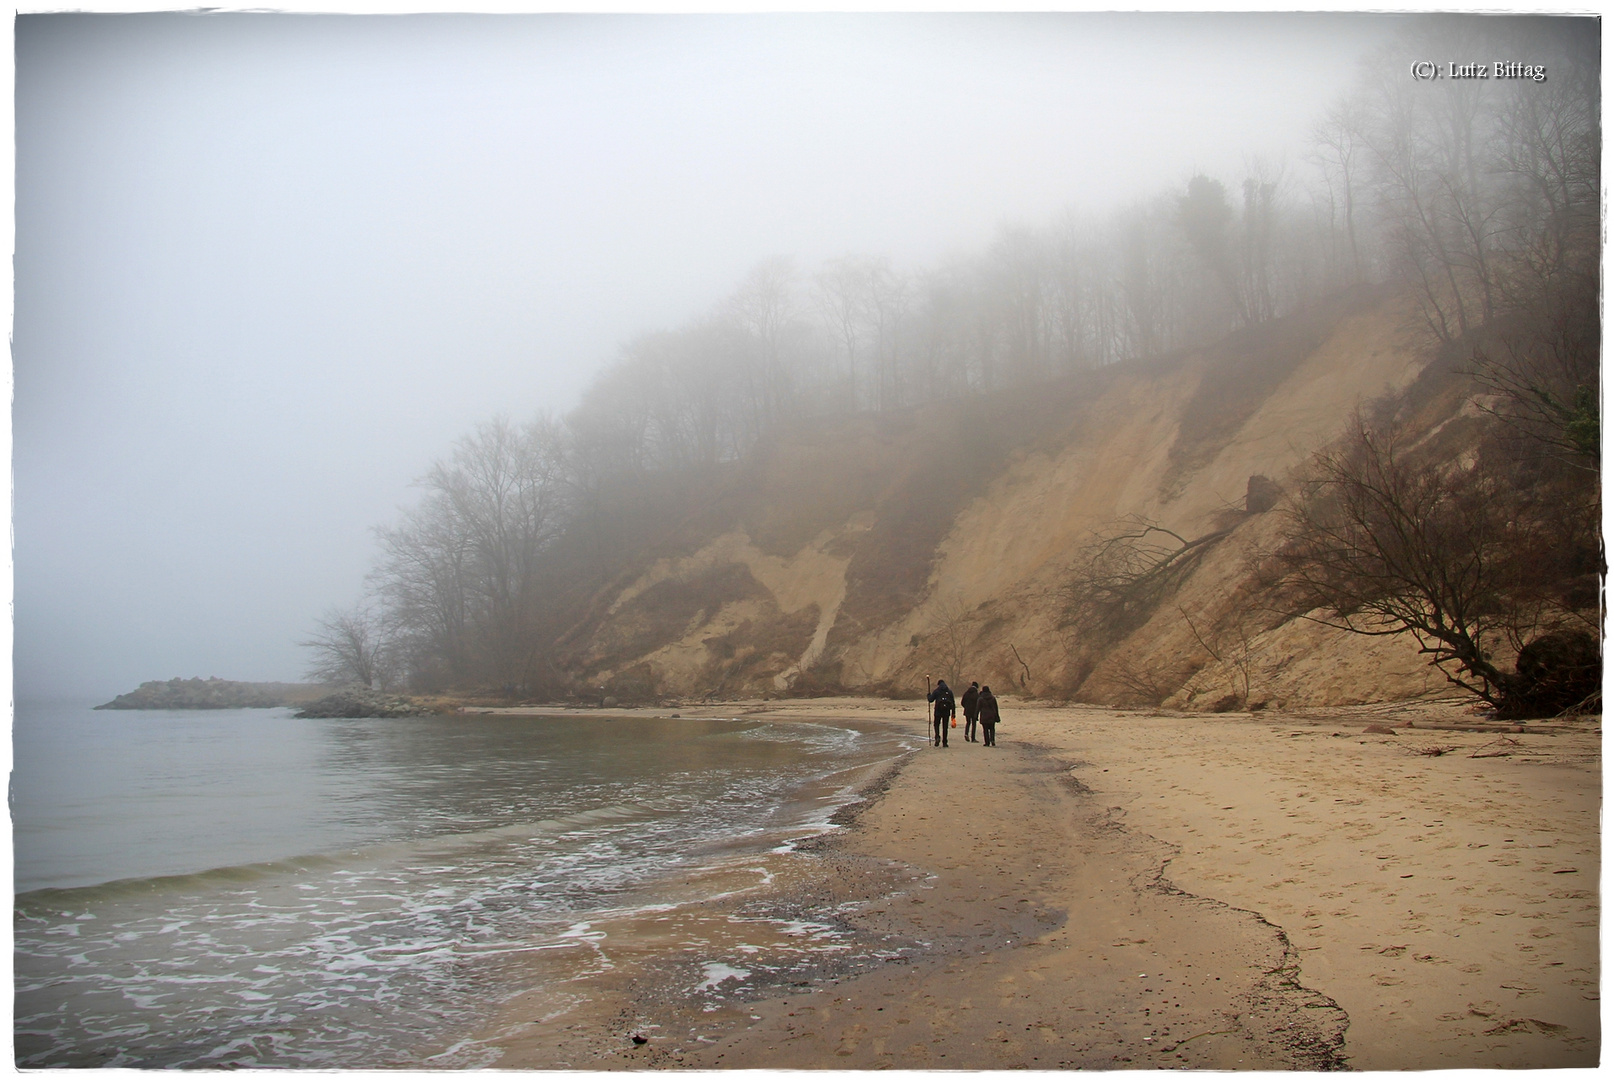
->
[[925, 678, 999, 748]]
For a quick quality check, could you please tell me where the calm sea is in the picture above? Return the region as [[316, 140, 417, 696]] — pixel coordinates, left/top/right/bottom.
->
[[12, 700, 912, 1068]]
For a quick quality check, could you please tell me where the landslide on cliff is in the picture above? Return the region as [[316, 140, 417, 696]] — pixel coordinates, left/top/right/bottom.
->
[[548, 285, 1462, 708]]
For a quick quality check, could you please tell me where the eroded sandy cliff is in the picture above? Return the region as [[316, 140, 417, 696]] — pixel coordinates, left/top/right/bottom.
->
[[558, 286, 1463, 708]]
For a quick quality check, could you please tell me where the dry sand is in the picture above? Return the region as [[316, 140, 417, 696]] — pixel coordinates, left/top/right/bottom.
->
[[469, 697, 1600, 1070]]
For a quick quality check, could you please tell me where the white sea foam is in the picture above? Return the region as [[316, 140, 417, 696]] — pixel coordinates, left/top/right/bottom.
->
[[697, 962, 752, 992]]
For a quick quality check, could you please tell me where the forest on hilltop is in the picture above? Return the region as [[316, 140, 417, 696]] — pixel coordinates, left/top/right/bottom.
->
[[304, 17, 1599, 717]]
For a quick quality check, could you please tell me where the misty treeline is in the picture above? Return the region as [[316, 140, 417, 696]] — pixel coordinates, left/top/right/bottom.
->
[[555, 16, 1595, 459], [304, 15, 1599, 702]]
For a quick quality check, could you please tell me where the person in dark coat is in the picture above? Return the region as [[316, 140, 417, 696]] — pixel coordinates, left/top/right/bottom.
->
[[978, 685, 1000, 747], [927, 679, 955, 747], [960, 681, 981, 742]]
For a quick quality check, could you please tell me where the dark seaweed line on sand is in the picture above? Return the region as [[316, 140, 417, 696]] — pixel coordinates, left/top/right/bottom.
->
[[1112, 811, 1351, 1069], [1038, 736, 1351, 1071], [821, 752, 913, 832], [1143, 857, 1350, 1069]]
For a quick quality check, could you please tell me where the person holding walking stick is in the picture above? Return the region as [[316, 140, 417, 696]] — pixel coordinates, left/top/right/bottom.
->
[[926, 676, 955, 748]]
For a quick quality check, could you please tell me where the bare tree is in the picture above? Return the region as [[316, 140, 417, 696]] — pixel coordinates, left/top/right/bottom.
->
[[1046, 209, 1090, 374], [1491, 30, 1599, 296], [1238, 156, 1286, 325], [813, 256, 872, 409], [372, 415, 570, 691], [1178, 604, 1262, 708], [1469, 287, 1599, 473], [727, 257, 799, 431], [1088, 650, 1196, 708], [1310, 96, 1368, 283], [1355, 51, 1477, 341], [1278, 412, 1506, 702], [1274, 409, 1596, 715], [921, 594, 977, 689], [301, 603, 389, 688], [1177, 175, 1242, 330], [1119, 214, 1164, 358], [987, 225, 1049, 385], [373, 481, 472, 687], [862, 258, 910, 410]]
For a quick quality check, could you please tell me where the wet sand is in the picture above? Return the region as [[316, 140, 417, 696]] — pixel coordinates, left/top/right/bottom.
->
[[467, 698, 1600, 1070]]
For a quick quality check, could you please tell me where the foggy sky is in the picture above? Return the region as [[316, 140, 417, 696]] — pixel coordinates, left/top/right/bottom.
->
[[14, 12, 1403, 701]]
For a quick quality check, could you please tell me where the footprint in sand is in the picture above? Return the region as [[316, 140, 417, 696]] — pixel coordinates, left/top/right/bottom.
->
[[834, 1024, 867, 1056]]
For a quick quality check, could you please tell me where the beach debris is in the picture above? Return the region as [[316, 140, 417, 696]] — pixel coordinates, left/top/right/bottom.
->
[[1409, 744, 1461, 756], [630, 1034, 648, 1045], [1470, 736, 1536, 758], [1483, 1017, 1568, 1036]]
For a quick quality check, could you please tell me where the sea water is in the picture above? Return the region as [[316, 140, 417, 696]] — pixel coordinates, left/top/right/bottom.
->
[[12, 701, 912, 1068]]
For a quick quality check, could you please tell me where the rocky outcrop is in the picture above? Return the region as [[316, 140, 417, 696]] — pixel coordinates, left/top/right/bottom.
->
[[1245, 474, 1283, 514], [96, 677, 327, 710], [294, 689, 445, 718]]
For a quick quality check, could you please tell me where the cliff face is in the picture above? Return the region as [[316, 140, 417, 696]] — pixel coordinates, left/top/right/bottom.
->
[[555, 286, 1460, 708]]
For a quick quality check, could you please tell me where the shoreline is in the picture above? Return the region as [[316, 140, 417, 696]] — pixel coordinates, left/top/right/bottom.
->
[[463, 697, 1599, 1070]]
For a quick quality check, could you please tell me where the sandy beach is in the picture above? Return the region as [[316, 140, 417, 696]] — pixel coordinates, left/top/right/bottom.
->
[[469, 697, 1600, 1070]]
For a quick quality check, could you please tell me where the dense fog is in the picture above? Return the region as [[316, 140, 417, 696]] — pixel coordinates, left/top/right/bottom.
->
[[18, 12, 1575, 699]]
